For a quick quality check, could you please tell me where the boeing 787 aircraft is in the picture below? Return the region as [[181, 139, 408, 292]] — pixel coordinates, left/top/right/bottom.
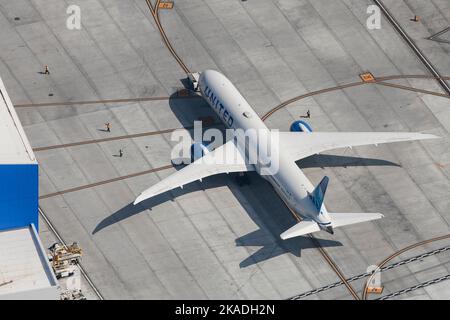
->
[[134, 70, 438, 240]]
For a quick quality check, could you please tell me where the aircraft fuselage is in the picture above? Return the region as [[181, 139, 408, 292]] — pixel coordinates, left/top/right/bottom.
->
[[199, 70, 332, 229]]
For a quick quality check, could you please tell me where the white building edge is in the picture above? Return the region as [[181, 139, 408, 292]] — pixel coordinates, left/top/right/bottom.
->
[[0, 76, 35, 164], [0, 76, 58, 300]]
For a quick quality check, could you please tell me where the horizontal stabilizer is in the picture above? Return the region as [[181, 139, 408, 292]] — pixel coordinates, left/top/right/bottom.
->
[[280, 213, 384, 240], [280, 220, 320, 240], [329, 212, 384, 228]]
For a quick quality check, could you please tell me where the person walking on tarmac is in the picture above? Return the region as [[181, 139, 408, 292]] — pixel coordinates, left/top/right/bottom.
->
[[301, 109, 311, 119]]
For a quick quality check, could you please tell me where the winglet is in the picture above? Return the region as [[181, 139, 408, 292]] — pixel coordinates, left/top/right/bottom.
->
[[134, 189, 155, 205], [134, 194, 146, 205]]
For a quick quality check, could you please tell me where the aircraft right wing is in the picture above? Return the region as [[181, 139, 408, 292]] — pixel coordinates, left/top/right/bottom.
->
[[328, 212, 384, 228], [278, 131, 439, 161]]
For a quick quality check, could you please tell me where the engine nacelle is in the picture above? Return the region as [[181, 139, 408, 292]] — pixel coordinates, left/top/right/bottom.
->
[[290, 120, 313, 133], [190, 142, 211, 163]]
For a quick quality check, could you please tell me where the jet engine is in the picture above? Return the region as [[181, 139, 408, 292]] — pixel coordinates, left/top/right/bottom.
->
[[290, 120, 313, 133], [190, 142, 211, 163]]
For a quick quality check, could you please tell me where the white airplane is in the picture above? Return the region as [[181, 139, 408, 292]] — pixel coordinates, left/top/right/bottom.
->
[[134, 70, 438, 239]]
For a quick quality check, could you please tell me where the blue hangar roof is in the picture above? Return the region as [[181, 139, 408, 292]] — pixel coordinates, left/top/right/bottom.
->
[[0, 76, 39, 231]]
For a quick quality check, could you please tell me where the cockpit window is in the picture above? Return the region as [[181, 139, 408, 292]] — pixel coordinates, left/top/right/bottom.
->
[[243, 111, 252, 118]]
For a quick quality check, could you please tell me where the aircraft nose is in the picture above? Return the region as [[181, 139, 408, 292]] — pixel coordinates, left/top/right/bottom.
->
[[200, 69, 219, 81]]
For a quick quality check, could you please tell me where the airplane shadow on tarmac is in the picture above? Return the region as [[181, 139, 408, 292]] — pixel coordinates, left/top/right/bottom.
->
[[227, 172, 341, 268], [93, 90, 220, 235], [93, 88, 401, 266]]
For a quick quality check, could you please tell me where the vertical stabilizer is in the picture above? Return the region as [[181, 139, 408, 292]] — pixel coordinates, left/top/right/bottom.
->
[[311, 176, 329, 211]]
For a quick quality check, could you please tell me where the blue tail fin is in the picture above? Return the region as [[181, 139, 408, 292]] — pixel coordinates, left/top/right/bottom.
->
[[311, 176, 329, 211]]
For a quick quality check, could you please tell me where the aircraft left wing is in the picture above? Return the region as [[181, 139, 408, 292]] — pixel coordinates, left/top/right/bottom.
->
[[134, 140, 254, 205], [279, 132, 438, 161]]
